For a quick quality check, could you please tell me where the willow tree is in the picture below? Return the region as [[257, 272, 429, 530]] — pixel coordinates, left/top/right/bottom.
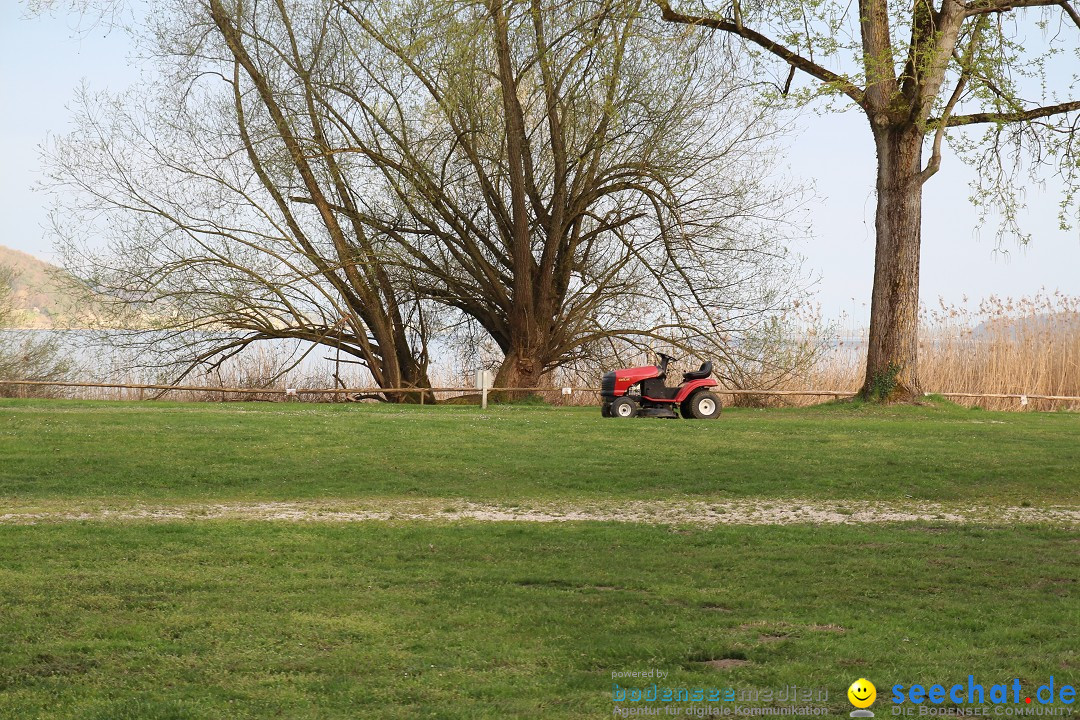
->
[[656, 0, 1080, 401], [48, 0, 440, 397], [327, 0, 806, 388], [47, 0, 806, 393]]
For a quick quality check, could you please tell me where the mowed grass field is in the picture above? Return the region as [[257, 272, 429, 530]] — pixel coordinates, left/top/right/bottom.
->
[[1, 397, 1078, 504], [0, 523, 1076, 719], [0, 399, 1078, 719]]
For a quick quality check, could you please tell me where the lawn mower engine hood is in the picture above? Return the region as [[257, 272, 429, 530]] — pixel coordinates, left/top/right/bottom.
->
[[601, 365, 660, 398]]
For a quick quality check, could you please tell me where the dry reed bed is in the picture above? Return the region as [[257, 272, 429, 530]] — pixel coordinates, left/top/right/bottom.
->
[[777, 291, 1080, 410]]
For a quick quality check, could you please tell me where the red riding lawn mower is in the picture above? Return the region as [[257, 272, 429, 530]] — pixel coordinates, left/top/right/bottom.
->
[[600, 352, 721, 419]]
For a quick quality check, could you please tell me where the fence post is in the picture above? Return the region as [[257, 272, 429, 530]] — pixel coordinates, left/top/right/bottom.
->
[[475, 368, 493, 409]]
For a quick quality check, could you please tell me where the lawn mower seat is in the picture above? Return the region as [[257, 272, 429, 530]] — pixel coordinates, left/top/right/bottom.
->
[[682, 361, 713, 382]]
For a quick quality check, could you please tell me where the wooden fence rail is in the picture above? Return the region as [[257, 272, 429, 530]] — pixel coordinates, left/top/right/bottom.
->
[[1, 379, 1078, 403]]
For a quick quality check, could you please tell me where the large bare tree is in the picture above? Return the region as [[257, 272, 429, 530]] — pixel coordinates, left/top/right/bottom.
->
[[317, 0, 807, 388], [49, 0, 440, 397], [47, 0, 808, 393], [655, 0, 1080, 401]]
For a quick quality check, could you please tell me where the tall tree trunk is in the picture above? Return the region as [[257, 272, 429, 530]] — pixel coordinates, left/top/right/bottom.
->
[[381, 355, 430, 403], [396, 352, 432, 404], [490, 0, 542, 402], [861, 123, 925, 402], [493, 344, 545, 401], [377, 332, 430, 403], [391, 321, 432, 404]]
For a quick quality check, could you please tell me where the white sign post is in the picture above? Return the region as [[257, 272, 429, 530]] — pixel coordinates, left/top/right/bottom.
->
[[475, 369, 495, 409]]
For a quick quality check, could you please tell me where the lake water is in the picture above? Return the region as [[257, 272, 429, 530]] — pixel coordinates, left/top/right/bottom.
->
[[0, 329, 383, 388]]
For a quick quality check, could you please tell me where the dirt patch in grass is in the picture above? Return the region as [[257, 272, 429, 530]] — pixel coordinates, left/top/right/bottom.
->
[[807, 624, 847, 632], [738, 621, 847, 634], [703, 659, 752, 670], [757, 633, 788, 643]]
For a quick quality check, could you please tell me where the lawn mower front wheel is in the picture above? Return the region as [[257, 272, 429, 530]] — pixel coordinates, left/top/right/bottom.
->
[[610, 396, 640, 418], [601, 402, 612, 417]]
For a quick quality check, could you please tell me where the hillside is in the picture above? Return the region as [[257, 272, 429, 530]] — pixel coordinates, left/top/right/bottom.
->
[[0, 244, 86, 328]]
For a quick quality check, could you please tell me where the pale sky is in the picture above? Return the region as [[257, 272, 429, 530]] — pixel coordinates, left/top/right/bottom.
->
[[2, 1, 1078, 324]]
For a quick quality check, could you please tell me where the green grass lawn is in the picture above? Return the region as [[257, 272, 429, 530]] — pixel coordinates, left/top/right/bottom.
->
[[1, 398, 1078, 504], [0, 522, 1076, 719], [1, 399, 1077, 719]]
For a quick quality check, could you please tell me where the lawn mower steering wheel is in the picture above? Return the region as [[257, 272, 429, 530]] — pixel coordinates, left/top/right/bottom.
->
[[655, 351, 678, 375]]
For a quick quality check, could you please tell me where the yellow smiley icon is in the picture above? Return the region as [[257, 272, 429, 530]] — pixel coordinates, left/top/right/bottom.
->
[[848, 678, 877, 709]]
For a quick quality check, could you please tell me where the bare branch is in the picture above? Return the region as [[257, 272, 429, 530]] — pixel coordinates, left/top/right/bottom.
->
[[940, 99, 1080, 126], [965, 0, 1080, 28], [920, 15, 989, 183], [651, 0, 867, 107]]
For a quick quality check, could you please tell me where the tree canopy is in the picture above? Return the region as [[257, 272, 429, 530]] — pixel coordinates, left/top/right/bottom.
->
[[655, 0, 1079, 400], [46, 0, 809, 395]]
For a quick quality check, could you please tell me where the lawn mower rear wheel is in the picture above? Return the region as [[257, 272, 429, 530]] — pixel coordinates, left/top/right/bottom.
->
[[686, 391, 721, 419]]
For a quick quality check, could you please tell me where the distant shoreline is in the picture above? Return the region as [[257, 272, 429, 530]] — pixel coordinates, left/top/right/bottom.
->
[[2, 325, 143, 332]]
